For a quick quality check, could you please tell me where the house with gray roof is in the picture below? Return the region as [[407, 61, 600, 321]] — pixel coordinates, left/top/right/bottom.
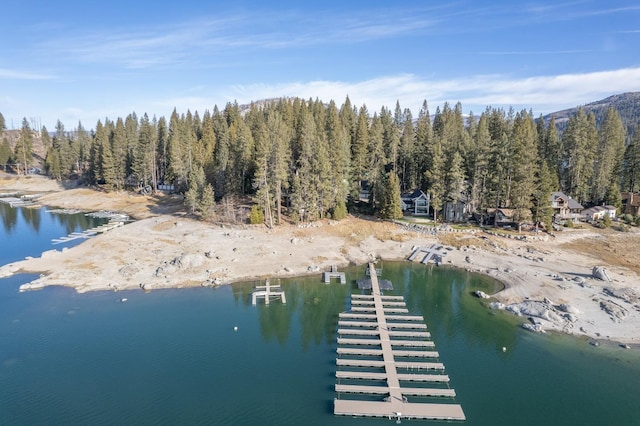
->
[[550, 192, 583, 223], [582, 205, 617, 222], [401, 189, 430, 216]]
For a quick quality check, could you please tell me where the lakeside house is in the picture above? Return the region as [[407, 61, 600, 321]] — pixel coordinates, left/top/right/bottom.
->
[[550, 192, 583, 223], [486, 208, 515, 227], [621, 192, 640, 215], [582, 205, 618, 222], [401, 189, 430, 216], [443, 198, 471, 223]]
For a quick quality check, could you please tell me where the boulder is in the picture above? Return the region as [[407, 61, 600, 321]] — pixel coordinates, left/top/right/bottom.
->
[[474, 290, 490, 299], [489, 301, 505, 310], [557, 303, 580, 314], [169, 254, 204, 270], [592, 266, 612, 282], [506, 301, 563, 323], [522, 323, 544, 333], [119, 264, 140, 277]]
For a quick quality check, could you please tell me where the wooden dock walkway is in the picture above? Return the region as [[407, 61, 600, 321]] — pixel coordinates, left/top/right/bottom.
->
[[333, 262, 465, 421]]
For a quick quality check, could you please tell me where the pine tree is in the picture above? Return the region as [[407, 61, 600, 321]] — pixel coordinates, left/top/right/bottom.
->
[[486, 108, 514, 210], [379, 171, 403, 220], [14, 118, 33, 175], [467, 113, 491, 215], [425, 137, 445, 221], [75, 122, 92, 176], [414, 100, 432, 189], [590, 107, 625, 204], [532, 161, 555, 230], [365, 113, 386, 208], [0, 138, 12, 169], [52, 120, 73, 177], [167, 109, 189, 191], [212, 107, 230, 198], [252, 114, 272, 227], [291, 104, 322, 221], [124, 113, 139, 180], [110, 118, 128, 189], [544, 116, 561, 189], [41, 126, 51, 151], [92, 121, 109, 184], [350, 106, 369, 200], [133, 113, 156, 188], [101, 122, 116, 187], [380, 107, 399, 172], [604, 179, 622, 212], [509, 111, 539, 230], [398, 109, 417, 191], [0, 113, 5, 131], [445, 151, 466, 205], [251, 108, 291, 226], [561, 109, 597, 203], [227, 119, 254, 195], [156, 116, 169, 185], [185, 166, 215, 217], [325, 100, 350, 213], [621, 131, 640, 192]]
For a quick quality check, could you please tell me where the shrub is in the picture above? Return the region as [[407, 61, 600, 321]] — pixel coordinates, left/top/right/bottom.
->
[[332, 200, 348, 220], [621, 213, 634, 224], [602, 215, 612, 228], [249, 205, 264, 225]]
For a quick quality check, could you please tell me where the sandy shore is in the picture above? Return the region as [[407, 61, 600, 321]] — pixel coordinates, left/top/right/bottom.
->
[[2, 174, 639, 346]]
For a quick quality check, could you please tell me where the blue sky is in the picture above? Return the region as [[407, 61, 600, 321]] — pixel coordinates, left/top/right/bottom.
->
[[2, 0, 640, 130]]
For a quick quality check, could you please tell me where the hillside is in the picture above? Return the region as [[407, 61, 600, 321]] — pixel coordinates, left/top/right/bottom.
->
[[544, 92, 640, 143]]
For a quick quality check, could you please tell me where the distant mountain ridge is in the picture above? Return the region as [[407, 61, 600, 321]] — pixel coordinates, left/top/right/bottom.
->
[[544, 92, 640, 143]]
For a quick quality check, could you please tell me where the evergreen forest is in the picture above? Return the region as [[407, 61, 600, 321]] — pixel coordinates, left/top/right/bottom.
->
[[1, 96, 639, 227]]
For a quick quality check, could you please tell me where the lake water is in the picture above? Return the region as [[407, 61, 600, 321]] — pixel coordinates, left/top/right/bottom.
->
[[1, 205, 640, 425]]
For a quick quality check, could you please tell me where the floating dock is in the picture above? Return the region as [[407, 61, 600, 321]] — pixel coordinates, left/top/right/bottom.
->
[[323, 265, 346, 284], [0, 194, 40, 208], [51, 211, 128, 244], [52, 220, 124, 244], [251, 280, 286, 305], [333, 263, 465, 421]]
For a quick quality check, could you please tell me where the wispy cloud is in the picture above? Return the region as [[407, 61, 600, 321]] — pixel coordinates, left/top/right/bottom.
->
[[0, 68, 54, 80], [18, 66, 640, 130], [225, 67, 640, 115], [38, 8, 441, 69], [477, 49, 592, 55]]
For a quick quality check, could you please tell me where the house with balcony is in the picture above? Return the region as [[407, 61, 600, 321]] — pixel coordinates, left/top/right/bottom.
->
[[401, 189, 430, 216], [550, 192, 583, 223]]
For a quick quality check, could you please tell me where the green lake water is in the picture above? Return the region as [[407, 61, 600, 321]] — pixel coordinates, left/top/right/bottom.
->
[[1, 205, 640, 425]]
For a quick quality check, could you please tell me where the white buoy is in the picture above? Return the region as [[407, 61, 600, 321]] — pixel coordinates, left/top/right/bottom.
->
[[233, 326, 238, 332], [502, 346, 506, 352], [120, 298, 128, 303]]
